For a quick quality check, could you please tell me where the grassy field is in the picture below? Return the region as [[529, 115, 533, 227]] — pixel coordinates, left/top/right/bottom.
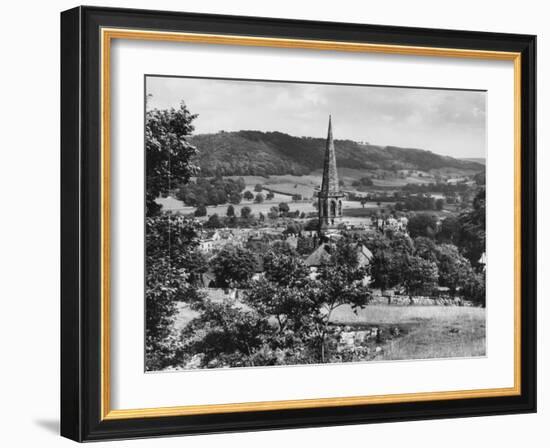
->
[[174, 298, 486, 362], [157, 170, 459, 218], [157, 197, 318, 217], [231, 174, 321, 199], [312, 167, 437, 188], [262, 183, 316, 198], [331, 305, 486, 360], [157, 194, 375, 220], [343, 206, 393, 217], [235, 170, 441, 195]]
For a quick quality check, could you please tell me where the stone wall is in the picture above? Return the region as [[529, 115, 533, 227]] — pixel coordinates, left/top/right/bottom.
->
[[369, 295, 476, 307]]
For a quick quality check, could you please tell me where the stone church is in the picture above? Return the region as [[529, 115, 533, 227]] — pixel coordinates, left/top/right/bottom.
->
[[305, 116, 373, 278]]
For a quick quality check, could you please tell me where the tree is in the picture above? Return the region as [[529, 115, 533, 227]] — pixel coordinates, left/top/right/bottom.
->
[[181, 299, 273, 368], [146, 102, 198, 216], [256, 239, 372, 363], [435, 198, 444, 211], [435, 244, 474, 297], [389, 231, 414, 256], [266, 191, 275, 200], [243, 190, 254, 201], [262, 251, 310, 287], [145, 214, 203, 370], [228, 192, 242, 204], [245, 253, 315, 333], [194, 204, 207, 217], [438, 215, 460, 244], [402, 255, 439, 303], [365, 232, 404, 302], [284, 221, 302, 235], [267, 206, 279, 220], [304, 218, 319, 231], [414, 236, 438, 262], [146, 258, 186, 370], [226, 205, 235, 217], [278, 202, 290, 216], [240, 206, 252, 219], [352, 176, 373, 187], [254, 193, 265, 203], [473, 170, 486, 186], [407, 213, 438, 238], [361, 231, 390, 254], [457, 188, 486, 267], [270, 241, 297, 257], [462, 271, 486, 306], [207, 188, 223, 205], [297, 236, 315, 255], [180, 249, 209, 286], [205, 213, 222, 228], [313, 239, 372, 361], [370, 250, 399, 299], [254, 183, 263, 192], [146, 214, 200, 263], [210, 247, 256, 289]]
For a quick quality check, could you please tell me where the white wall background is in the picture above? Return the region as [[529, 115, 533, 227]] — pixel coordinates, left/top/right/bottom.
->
[[0, 0, 546, 446]]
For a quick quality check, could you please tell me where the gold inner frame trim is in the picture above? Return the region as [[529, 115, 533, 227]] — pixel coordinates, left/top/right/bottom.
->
[[100, 27, 522, 421]]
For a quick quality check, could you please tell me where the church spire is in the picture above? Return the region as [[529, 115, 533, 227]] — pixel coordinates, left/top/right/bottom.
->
[[321, 115, 340, 194], [318, 115, 344, 231]]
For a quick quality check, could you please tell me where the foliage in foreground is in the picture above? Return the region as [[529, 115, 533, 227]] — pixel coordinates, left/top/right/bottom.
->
[[145, 213, 204, 370], [180, 238, 372, 368], [146, 101, 199, 217]]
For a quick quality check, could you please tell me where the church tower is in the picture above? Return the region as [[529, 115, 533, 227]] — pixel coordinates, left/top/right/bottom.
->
[[318, 116, 345, 231]]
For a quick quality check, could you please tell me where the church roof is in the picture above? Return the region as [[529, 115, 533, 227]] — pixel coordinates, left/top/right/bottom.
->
[[304, 243, 373, 267], [320, 115, 341, 196], [357, 245, 374, 266], [304, 243, 332, 267]]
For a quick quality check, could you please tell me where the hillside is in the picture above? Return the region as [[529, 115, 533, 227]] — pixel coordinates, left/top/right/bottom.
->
[[189, 130, 484, 177], [461, 157, 486, 165]]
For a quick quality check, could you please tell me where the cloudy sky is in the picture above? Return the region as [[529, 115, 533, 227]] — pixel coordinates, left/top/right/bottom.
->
[[146, 76, 486, 159]]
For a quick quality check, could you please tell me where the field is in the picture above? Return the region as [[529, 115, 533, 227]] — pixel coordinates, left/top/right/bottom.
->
[[229, 174, 321, 199], [157, 196, 317, 217], [222, 169, 443, 197], [157, 194, 372, 219], [157, 168, 472, 219], [331, 304, 486, 360], [174, 299, 486, 362], [343, 206, 392, 218], [313, 167, 437, 189]]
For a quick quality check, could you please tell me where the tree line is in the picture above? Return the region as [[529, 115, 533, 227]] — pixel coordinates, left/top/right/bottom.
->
[[405, 189, 485, 266], [176, 176, 246, 207], [361, 230, 485, 306]]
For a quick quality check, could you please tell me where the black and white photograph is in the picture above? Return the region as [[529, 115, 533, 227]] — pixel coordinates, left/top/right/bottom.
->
[[145, 76, 487, 372]]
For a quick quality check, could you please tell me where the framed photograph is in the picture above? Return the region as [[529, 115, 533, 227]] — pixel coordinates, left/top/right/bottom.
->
[[60, 6, 536, 442]]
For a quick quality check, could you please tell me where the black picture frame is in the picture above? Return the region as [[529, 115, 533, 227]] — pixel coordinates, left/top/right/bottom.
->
[[61, 5, 536, 442]]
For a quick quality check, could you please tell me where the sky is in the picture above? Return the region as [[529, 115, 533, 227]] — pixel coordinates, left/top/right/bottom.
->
[[146, 76, 486, 159]]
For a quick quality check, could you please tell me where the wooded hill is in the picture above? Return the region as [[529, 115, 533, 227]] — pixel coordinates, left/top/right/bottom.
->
[[189, 130, 485, 177]]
